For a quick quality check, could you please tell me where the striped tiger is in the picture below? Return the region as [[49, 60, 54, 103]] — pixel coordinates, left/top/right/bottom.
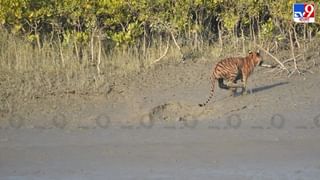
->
[[199, 50, 263, 107]]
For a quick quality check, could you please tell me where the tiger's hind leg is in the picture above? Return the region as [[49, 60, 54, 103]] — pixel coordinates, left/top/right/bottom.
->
[[218, 78, 229, 90], [217, 78, 236, 97], [227, 79, 239, 97]]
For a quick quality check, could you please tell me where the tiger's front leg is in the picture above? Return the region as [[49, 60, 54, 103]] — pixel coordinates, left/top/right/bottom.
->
[[225, 82, 241, 97], [241, 78, 248, 95]]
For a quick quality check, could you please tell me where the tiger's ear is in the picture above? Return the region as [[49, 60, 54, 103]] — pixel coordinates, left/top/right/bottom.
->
[[248, 50, 253, 54], [256, 49, 260, 54]]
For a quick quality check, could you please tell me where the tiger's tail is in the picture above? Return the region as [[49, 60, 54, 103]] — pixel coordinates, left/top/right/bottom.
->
[[199, 75, 216, 107]]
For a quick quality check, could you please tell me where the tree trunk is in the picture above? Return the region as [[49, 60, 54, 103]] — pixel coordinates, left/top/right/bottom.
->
[[289, 27, 300, 75], [143, 23, 146, 60], [35, 32, 41, 51], [218, 21, 223, 51], [256, 16, 261, 43], [241, 26, 245, 54], [90, 29, 95, 63], [293, 24, 300, 48], [251, 17, 256, 47], [97, 32, 102, 75]]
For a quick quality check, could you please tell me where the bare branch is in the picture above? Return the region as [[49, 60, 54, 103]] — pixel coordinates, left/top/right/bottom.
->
[[260, 64, 274, 68], [152, 39, 170, 64], [288, 27, 301, 75], [170, 31, 181, 51], [256, 44, 290, 73], [282, 54, 302, 64], [169, 30, 185, 61]]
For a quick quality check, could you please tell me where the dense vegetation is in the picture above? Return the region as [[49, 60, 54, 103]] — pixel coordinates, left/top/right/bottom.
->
[[0, 0, 319, 101], [1, 1, 319, 50]]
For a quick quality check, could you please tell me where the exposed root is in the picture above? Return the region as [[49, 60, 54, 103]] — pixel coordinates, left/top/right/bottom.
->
[[152, 39, 170, 65]]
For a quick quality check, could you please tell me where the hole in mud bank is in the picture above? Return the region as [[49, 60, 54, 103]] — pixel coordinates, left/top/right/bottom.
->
[[148, 101, 203, 122]]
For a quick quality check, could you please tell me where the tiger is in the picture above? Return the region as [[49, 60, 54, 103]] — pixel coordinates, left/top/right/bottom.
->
[[199, 50, 263, 107]]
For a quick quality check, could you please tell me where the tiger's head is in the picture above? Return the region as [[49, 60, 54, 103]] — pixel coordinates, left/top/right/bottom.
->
[[248, 50, 263, 66]]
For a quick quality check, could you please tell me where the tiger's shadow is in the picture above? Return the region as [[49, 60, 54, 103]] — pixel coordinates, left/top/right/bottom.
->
[[234, 81, 289, 96]]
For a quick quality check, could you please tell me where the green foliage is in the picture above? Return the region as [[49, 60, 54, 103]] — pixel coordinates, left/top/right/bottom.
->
[[261, 19, 274, 39], [0, 0, 319, 46]]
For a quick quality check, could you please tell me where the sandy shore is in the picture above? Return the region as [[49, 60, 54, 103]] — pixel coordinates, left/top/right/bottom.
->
[[1, 59, 320, 179]]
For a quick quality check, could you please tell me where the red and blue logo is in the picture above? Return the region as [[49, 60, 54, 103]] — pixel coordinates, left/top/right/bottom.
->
[[293, 3, 315, 23]]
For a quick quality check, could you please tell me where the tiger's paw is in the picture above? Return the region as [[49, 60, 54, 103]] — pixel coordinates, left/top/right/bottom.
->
[[241, 90, 248, 96]]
